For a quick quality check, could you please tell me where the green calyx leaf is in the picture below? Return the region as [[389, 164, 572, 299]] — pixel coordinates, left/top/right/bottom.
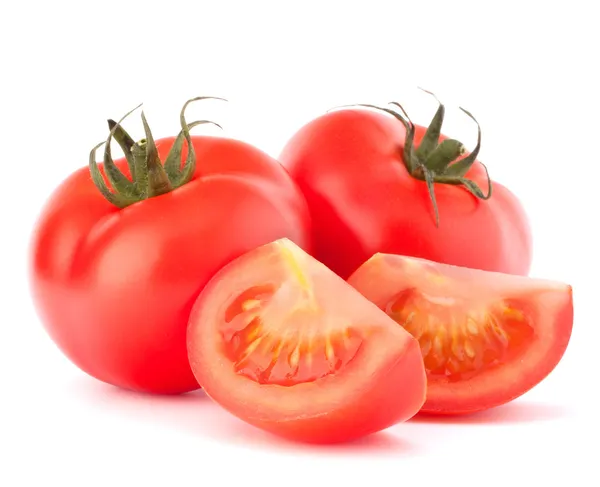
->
[[351, 89, 493, 226], [425, 138, 465, 173], [89, 96, 226, 208], [414, 88, 445, 161]]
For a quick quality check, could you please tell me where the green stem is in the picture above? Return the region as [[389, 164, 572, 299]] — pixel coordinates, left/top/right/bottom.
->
[[88, 97, 225, 208], [350, 90, 494, 227], [108, 119, 136, 180], [415, 88, 445, 161], [141, 112, 173, 198], [132, 140, 149, 196]]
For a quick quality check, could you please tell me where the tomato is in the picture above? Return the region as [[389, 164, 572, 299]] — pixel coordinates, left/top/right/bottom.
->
[[348, 253, 573, 414], [187, 239, 426, 443], [29, 98, 311, 394], [279, 95, 532, 279]]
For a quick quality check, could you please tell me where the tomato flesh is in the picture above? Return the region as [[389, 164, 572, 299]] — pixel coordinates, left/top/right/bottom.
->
[[348, 253, 573, 414], [187, 239, 426, 443]]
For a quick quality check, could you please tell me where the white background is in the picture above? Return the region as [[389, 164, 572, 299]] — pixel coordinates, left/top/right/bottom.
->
[[1, 1, 598, 485]]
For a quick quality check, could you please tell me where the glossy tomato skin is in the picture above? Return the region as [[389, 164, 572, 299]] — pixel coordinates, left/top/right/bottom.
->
[[187, 239, 426, 443], [29, 136, 311, 394], [348, 253, 573, 414], [279, 109, 532, 279]]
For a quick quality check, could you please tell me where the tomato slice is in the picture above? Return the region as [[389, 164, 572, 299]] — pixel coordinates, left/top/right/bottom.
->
[[187, 239, 426, 443], [348, 253, 573, 414]]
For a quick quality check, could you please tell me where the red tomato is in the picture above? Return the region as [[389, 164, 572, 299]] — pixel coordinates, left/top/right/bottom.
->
[[187, 239, 426, 443], [279, 98, 532, 279], [348, 253, 573, 414], [29, 99, 311, 394]]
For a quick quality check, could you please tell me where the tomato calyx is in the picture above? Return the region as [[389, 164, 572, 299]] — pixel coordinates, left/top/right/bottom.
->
[[88, 96, 225, 208], [354, 89, 492, 226]]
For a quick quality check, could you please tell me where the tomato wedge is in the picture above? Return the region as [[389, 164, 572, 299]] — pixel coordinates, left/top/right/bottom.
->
[[348, 253, 573, 414], [187, 239, 426, 443]]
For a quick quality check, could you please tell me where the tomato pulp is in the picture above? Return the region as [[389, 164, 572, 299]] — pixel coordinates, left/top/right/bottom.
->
[[187, 239, 426, 443], [29, 100, 311, 394], [348, 253, 573, 414], [279, 99, 532, 279]]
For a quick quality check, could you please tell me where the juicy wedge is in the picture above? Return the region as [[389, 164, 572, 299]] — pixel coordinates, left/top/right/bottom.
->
[[348, 253, 573, 414], [187, 239, 426, 442]]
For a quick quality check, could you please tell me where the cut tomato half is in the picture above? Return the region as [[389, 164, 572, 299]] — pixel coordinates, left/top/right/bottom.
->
[[187, 239, 426, 443], [348, 253, 574, 414]]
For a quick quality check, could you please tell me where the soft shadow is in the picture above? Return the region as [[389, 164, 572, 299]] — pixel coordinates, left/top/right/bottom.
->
[[69, 377, 219, 431], [217, 419, 417, 456], [410, 401, 570, 425], [70, 377, 417, 456]]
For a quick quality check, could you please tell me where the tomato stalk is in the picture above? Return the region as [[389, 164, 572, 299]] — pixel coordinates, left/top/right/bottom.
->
[[89, 97, 225, 208], [354, 89, 492, 226]]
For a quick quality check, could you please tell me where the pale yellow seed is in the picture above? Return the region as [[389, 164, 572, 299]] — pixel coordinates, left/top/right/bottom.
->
[[446, 357, 460, 374], [466, 317, 479, 335], [464, 340, 476, 359], [420, 337, 432, 357], [238, 335, 265, 363], [450, 320, 462, 358], [325, 335, 335, 366], [433, 333, 445, 357], [241, 299, 261, 311], [404, 312, 421, 338], [289, 343, 301, 368], [271, 340, 284, 360], [341, 328, 352, 349], [246, 325, 262, 342], [498, 326, 509, 343], [404, 311, 416, 326], [490, 317, 510, 347], [425, 313, 436, 335], [305, 331, 314, 368], [258, 334, 278, 353], [504, 307, 524, 321]]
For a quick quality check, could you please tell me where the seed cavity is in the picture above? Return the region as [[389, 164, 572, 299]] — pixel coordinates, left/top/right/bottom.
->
[[388, 289, 534, 382], [221, 286, 363, 386], [464, 340, 476, 359]]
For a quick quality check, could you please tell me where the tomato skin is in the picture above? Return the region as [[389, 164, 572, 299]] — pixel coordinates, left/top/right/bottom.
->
[[423, 291, 573, 414], [348, 253, 574, 414], [187, 239, 426, 443], [279, 108, 532, 279], [423, 295, 572, 414], [29, 136, 311, 394], [239, 338, 426, 443]]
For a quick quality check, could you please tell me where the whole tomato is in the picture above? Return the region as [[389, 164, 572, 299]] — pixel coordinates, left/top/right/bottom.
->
[[29, 97, 311, 394], [279, 93, 532, 279]]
